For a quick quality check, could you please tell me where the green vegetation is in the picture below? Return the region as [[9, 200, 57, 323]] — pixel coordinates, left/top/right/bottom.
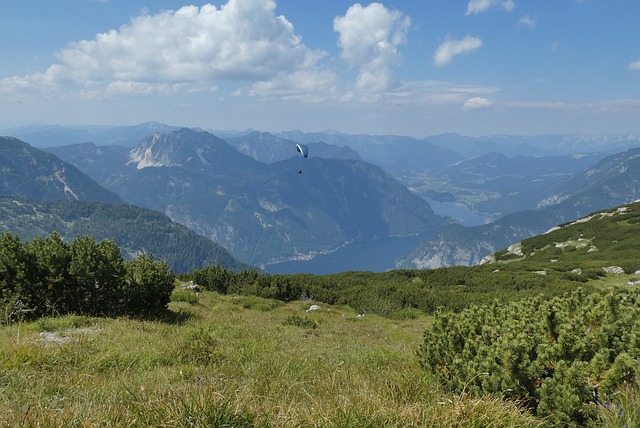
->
[[184, 264, 596, 317], [0, 197, 250, 273], [4, 201, 640, 425], [492, 202, 640, 273], [1, 291, 546, 427], [419, 288, 640, 427], [1, 231, 174, 321]]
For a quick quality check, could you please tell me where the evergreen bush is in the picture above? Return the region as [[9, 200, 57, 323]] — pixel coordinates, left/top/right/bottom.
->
[[0, 232, 175, 320], [417, 288, 640, 426]]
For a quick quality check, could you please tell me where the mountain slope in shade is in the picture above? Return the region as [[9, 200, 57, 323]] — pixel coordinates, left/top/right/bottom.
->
[[0, 136, 122, 204], [0, 197, 251, 274]]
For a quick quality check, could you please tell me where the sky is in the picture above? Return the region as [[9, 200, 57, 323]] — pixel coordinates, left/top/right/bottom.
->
[[1, 0, 640, 137]]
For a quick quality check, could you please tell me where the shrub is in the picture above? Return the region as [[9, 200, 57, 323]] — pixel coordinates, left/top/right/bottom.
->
[[124, 254, 175, 315], [0, 232, 176, 320], [417, 288, 640, 426], [282, 314, 317, 329]]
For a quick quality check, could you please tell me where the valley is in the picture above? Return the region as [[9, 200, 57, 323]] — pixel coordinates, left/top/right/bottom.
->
[[3, 123, 640, 272], [3, 123, 640, 426]]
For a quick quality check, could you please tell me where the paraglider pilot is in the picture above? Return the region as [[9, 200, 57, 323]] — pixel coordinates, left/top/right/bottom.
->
[[296, 144, 308, 175]]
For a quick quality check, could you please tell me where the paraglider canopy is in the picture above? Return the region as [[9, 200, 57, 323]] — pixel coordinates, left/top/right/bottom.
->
[[296, 144, 309, 158]]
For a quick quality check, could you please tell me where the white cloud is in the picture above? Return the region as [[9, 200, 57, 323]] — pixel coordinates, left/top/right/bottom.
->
[[466, 0, 515, 15], [333, 3, 410, 94], [463, 97, 493, 110], [433, 36, 482, 66], [0, 0, 329, 99], [517, 15, 536, 28], [629, 60, 640, 71]]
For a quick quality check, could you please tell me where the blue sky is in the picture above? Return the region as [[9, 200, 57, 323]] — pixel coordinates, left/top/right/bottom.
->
[[1, 0, 639, 137]]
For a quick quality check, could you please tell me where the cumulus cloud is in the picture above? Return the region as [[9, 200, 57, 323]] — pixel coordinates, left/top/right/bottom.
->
[[0, 0, 331, 99], [333, 3, 410, 94], [629, 60, 640, 71], [463, 97, 493, 110], [466, 0, 515, 15], [433, 36, 482, 66]]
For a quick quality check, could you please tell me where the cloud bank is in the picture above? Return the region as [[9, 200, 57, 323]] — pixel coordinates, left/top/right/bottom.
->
[[466, 0, 515, 15]]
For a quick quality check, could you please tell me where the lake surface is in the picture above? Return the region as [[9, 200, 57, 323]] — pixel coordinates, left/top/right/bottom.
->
[[266, 198, 484, 275], [265, 229, 437, 275], [422, 197, 487, 227]]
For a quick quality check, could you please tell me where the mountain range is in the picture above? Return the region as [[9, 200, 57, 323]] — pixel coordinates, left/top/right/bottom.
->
[[45, 128, 444, 267], [0, 136, 122, 203], [399, 147, 640, 269], [5, 122, 640, 274], [0, 136, 249, 273]]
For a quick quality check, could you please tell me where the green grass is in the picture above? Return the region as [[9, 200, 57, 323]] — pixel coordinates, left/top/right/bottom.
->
[[0, 291, 546, 427]]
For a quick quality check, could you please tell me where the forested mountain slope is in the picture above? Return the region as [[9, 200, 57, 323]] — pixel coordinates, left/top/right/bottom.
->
[[0, 197, 250, 273]]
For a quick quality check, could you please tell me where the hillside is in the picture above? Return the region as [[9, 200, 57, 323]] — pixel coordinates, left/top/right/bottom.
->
[[4, 199, 640, 426], [0, 197, 250, 273], [0, 136, 122, 203], [485, 200, 640, 273], [400, 147, 640, 269]]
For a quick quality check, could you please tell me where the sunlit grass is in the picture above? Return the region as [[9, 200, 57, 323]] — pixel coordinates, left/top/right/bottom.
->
[[0, 290, 574, 427]]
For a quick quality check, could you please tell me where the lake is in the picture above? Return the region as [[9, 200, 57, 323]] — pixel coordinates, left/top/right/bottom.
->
[[265, 229, 437, 275], [265, 198, 484, 274]]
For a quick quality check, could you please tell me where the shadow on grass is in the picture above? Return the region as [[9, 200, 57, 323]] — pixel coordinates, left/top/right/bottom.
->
[[131, 307, 197, 325]]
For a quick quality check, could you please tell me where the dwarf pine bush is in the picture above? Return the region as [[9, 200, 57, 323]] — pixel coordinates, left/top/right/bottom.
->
[[418, 288, 640, 426]]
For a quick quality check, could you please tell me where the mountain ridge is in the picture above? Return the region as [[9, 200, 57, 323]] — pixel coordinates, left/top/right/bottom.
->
[[47, 128, 444, 267], [399, 146, 640, 269]]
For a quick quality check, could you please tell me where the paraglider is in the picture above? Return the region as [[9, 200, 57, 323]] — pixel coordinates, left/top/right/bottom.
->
[[295, 144, 308, 174], [296, 144, 308, 158]]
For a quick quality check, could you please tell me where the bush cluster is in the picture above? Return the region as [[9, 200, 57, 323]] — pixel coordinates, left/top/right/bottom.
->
[[184, 264, 593, 317], [0, 231, 175, 321], [418, 288, 640, 427]]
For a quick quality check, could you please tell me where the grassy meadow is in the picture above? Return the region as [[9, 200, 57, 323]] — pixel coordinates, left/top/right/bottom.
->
[[1, 289, 547, 427]]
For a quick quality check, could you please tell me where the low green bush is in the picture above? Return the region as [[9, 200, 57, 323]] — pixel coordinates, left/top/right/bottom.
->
[[282, 314, 317, 329], [418, 288, 640, 426]]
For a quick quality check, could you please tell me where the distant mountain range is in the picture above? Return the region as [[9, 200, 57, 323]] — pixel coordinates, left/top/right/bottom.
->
[[226, 131, 362, 164], [399, 147, 640, 269], [0, 136, 249, 273], [2, 122, 182, 148], [0, 136, 122, 203], [6, 122, 640, 274]]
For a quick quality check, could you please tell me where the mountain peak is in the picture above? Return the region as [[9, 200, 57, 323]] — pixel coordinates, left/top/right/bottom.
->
[[127, 128, 259, 173]]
